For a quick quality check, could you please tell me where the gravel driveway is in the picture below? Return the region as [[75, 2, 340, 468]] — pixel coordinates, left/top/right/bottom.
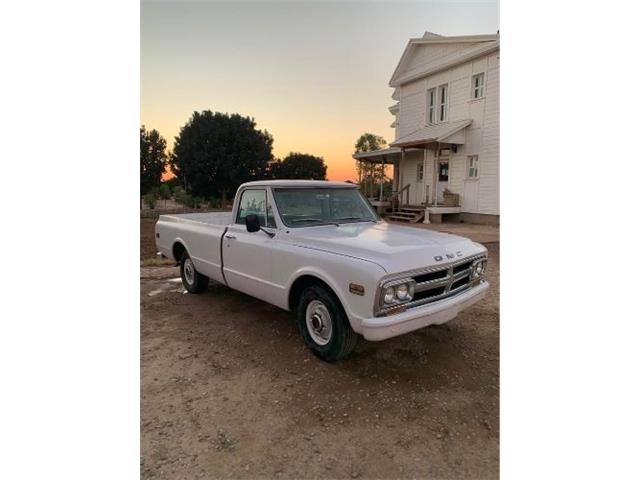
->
[[140, 221, 499, 479]]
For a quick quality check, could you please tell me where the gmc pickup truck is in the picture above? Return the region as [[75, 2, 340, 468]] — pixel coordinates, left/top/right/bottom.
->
[[155, 180, 489, 361]]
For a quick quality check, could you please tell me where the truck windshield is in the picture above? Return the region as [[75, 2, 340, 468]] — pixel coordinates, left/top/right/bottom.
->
[[272, 187, 379, 227]]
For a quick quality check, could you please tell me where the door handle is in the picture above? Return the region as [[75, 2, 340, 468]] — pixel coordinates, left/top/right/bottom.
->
[[225, 234, 236, 239]]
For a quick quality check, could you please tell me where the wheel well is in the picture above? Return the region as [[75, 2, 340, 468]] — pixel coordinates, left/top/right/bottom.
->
[[288, 275, 338, 311], [172, 242, 186, 263]]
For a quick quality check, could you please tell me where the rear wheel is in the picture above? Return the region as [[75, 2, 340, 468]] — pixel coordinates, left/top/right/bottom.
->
[[296, 285, 358, 362], [180, 252, 209, 293]]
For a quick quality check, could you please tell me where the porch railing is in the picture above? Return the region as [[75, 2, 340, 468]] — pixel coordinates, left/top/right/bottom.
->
[[390, 184, 410, 211]]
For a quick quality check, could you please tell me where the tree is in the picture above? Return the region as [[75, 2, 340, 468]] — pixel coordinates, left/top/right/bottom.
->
[[270, 152, 327, 180], [163, 176, 181, 192], [140, 126, 168, 195], [170, 110, 273, 206], [354, 133, 387, 154], [158, 183, 172, 200], [354, 133, 388, 197]]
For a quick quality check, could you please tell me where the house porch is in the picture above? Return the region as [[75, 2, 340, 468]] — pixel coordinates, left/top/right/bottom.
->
[[353, 119, 473, 223]]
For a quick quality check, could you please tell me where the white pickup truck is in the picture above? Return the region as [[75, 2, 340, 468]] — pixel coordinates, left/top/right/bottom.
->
[[155, 180, 489, 361]]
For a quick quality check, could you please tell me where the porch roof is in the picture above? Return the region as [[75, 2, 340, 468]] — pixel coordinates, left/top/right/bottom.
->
[[352, 147, 402, 164], [390, 119, 473, 148]]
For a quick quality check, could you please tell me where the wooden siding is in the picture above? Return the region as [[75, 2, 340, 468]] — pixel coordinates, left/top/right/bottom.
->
[[394, 48, 499, 216], [398, 81, 426, 139], [402, 42, 477, 81], [398, 150, 424, 205], [478, 53, 499, 215]]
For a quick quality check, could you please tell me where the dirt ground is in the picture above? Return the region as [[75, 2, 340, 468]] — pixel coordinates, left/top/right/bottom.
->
[[141, 218, 161, 261], [140, 218, 499, 479]]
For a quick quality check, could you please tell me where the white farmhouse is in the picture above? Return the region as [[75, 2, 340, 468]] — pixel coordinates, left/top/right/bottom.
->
[[354, 31, 499, 224]]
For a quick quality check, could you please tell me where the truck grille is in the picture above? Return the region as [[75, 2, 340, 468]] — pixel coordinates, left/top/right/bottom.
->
[[376, 254, 487, 316], [408, 255, 484, 309]]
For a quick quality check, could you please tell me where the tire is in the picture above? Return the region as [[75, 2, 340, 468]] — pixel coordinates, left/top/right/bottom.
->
[[296, 284, 358, 362], [180, 251, 209, 293]]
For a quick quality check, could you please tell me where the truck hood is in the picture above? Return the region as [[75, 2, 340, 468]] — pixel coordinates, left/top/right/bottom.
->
[[287, 221, 486, 273]]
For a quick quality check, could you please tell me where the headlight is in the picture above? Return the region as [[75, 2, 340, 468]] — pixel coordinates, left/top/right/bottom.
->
[[383, 287, 395, 304], [381, 280, 415, 305], [472, 259, 487, 278], [396, 283, 409, 300]]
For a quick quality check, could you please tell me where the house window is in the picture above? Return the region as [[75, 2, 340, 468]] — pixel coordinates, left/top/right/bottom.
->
[[427, 88, 436, 124], [438, 84, 448, 122], [467, 155, 479, 178], [472, 73, 485, 99], [416, 162, 424, 181]]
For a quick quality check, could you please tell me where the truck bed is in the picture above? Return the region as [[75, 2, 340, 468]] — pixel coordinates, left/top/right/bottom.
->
[[158, 211, 233, 226], [155, 212, 233, 284]]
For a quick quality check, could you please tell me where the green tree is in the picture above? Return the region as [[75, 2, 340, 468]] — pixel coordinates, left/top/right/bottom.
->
[[354, 133, 388, 197], [270, 152, 327, 180], [158, 183, 172, 200], [140, 126, 167, 195], [170, 110, 273, 206], [354, 133, 387, 153], [163, 176, 181, 193]]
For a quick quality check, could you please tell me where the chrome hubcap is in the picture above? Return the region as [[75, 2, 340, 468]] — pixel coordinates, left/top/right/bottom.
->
[[184, 258, 195, 285], [305, 300, 333, 346]]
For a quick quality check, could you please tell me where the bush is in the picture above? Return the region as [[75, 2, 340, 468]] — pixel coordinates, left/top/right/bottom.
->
[[171, 186, 206, 209], [208, 197, 222, 209], [143, 192, 157, 209], [172, 185, 184, 198], [158, 183, 172, 200], [173, 187, 188, 206], [174, 190, 199, 208]]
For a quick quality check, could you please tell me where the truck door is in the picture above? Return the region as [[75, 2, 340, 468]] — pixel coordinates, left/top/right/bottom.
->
[[222, 188, 278, 303]]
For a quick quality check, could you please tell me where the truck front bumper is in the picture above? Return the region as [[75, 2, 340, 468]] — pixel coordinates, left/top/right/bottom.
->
[[359, 281, 489, 341]]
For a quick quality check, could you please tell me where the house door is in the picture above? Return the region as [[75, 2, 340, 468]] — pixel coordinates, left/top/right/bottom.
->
[[436, 150, 450, 202], [462, 155, 479, 211]]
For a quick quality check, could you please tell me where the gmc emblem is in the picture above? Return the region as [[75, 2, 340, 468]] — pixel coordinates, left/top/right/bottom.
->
[[434, 251, 463, 262]]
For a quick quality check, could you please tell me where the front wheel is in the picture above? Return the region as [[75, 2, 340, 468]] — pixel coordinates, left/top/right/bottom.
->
[[180, 252, 209, 293], [297, 285, 358, 362]]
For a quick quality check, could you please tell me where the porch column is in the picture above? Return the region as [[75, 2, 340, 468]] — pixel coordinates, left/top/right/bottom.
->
[[379, 156, 385, 201], [393, 160, 399, 191], [400, 148, 405, 205], [423, 149, 428, 205], [432, 142, 440, 206]]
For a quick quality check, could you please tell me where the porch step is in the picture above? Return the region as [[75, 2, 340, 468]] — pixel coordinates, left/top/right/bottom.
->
[[388, 209, 425, 223], [392, 211, 417, 218], [388, 215, 412, 222]]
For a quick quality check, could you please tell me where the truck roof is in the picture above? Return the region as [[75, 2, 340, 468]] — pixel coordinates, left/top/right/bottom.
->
[[240, 180, 357, 188]]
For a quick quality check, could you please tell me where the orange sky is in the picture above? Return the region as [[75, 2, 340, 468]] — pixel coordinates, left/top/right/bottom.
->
[[142, 2, 498, 181]]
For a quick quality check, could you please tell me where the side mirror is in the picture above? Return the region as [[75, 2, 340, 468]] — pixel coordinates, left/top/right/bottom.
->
[[245, 214, 260, 233]]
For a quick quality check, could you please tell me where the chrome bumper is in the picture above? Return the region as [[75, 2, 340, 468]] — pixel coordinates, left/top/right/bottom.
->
[[359, 281, 489, 341]]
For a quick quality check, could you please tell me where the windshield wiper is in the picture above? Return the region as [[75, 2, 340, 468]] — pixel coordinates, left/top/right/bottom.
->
[[290, 218, 325, 224], [335, 217, 376, 223], [290, 218, 338, 226]]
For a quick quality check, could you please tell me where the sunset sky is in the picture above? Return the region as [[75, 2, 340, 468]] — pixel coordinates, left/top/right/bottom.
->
[[141, 1, 499, 181]]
